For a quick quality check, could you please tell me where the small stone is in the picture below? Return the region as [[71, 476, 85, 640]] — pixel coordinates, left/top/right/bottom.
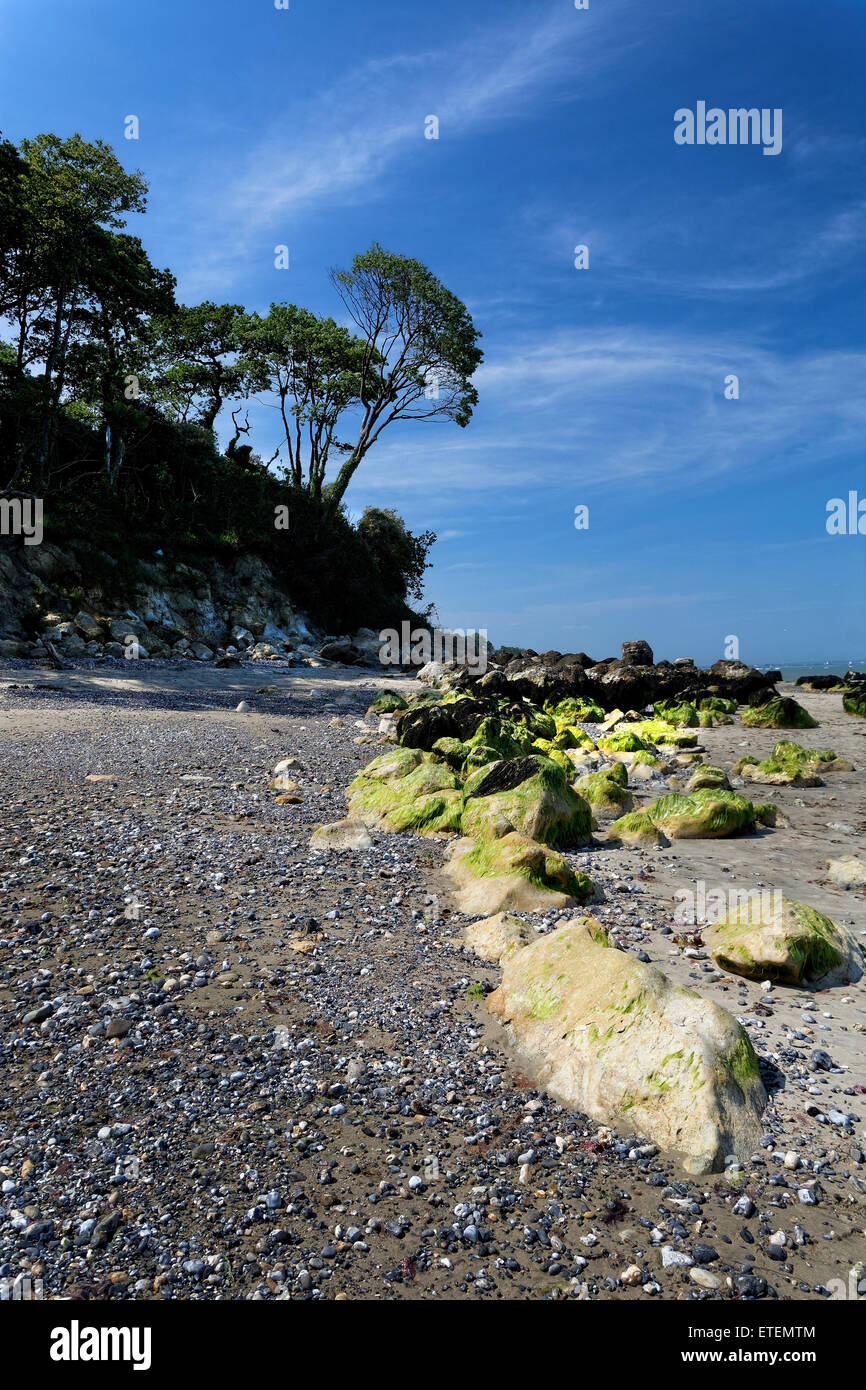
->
[[661, 1247, 693, 1268]]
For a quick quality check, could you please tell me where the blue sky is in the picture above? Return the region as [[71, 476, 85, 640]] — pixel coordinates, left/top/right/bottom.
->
[[2, 0, 864, 663]]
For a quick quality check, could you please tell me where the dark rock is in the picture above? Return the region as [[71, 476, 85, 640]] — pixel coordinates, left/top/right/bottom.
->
[[105, 1018, 134, 1039], [319, 640, 362, 665], [621, 640, 654, 667]]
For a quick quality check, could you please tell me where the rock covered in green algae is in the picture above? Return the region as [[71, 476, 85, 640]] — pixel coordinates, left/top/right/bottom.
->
[[574, 765, 634, 815], [605, 809, 666, 846], [443, 831, 594, 915], [548, 696, 605, 723], [653, 699, 700, 727], [487, 916, 767, 1174], [698, 695, 738, 714], [348, 749, 464, 835], [366, 690, 409, 716], [706, 897, 864, 987], [741, 696, 817, 729], [735, 739, 851, 786], [685, 763, 731, 793], [461, 755, 593, 847], [597, 730, 652, 754], [610, 788, 757, 840]]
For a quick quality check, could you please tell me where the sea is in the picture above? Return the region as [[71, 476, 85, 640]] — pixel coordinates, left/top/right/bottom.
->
[[757, 661, 866, 682]]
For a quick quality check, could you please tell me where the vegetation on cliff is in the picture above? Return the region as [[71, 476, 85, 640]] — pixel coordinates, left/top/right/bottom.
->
[[0, 132, 482, 630]]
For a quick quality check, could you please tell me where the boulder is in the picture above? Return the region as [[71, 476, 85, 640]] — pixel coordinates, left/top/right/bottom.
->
[[74, 611, 104, 640], [464, 912, 536, 964], [653, 699, 699, 727], [262, 621, 290, 646], [606, 810, 667, 847], [843, 689, 866, 717], [827, 856, 866, 890], [621, 640, 654, 667], [461, 756, 593, 847], [487, 916, 766, 1173], [612, 789, 756, 840], [109, 615, 150, 644], [417, 660, 450, 686], [310, 819, 374, 851], [686, 764, 731, 793], [348, 753, 464, 835], [351, 628, 384, 666], [444, 832, 594, 915], [741, 696, 817, 729], [367, 690, 409, 715], [736, 758, 821, 787], [573, 767, 634, 815], [65, 632, 89, 656], [706, 897, 863, 987], [320, 639, 362, 665]]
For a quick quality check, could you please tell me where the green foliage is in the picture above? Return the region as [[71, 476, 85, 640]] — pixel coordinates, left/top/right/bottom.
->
[[0, 131, 455, 632]]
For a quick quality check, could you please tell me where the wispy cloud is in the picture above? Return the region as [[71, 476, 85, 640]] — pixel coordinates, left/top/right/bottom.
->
[[175, 1, 643, 291], [352, 326, 866, 499]]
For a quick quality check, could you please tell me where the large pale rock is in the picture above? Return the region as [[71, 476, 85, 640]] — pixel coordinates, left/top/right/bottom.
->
[[310, 819, 374, 851], [108, 614, 150, 643], [464, 912, 535, 964], [827, 856, 866, 890], [417, 660, 449, 687], [262, 621, 290, 646], [487, 917, 766, 1174], [706, 896, 863, 987], [443, 832, 593, 915]]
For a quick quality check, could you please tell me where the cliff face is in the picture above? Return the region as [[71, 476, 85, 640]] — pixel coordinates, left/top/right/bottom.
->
[[0, 538, 348, 662]]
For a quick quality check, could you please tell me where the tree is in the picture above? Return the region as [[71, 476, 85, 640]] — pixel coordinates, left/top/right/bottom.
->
[[64, 232, 176, 482], [242, 305, 372, 495], [146, 301, 260, 433], [357, 507, 435, 604], [324, 243, 482, 511], [1, 133, 150, 483]]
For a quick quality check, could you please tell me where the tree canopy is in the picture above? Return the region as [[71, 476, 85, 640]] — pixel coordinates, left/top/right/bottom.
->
[[0, 130, 481, 629]]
